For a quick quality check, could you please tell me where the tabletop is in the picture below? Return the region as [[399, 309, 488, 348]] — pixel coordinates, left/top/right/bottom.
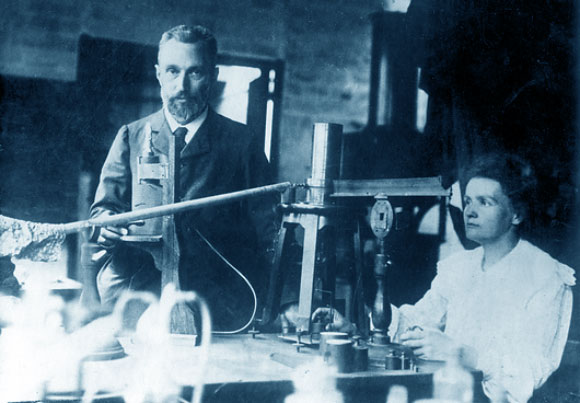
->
[[1, 332, 486, 403]]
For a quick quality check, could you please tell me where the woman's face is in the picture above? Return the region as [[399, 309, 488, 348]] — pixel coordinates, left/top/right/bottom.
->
[[463, 177, 521, 245]]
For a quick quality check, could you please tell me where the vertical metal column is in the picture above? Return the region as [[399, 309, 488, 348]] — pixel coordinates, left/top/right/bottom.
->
[[296, 123, 343, 333]]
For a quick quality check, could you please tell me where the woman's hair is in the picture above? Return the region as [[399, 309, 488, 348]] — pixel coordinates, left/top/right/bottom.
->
[[463, 153, 538, 224]]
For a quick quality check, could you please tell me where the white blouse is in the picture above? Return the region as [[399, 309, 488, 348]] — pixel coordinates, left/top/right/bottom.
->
[[389, 240, 575, 402]]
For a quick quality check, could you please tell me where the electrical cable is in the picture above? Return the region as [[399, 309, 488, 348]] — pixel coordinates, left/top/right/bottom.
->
[[194, 229, 257, 335]]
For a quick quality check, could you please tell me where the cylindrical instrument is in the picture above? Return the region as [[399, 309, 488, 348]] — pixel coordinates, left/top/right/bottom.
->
[[319, 331, 349, 357], [306, 123, 343, 206], [129, 122, 166, 241], [325, 339, 354, 373], [131, 153, 166, 241], [353, 344, 369, 371]]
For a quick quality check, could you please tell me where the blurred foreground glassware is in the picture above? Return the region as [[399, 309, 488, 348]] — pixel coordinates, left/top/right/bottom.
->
[[0, 283, 211, 403], [84, 284, 212, 403], [432, 348, 473, 403], [0, 286, 68, 401], [285, 357, 344, 403]]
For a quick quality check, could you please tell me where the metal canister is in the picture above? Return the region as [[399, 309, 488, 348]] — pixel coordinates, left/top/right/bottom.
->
[[326, 339, 354, 373], [127, 122, 165, 241], [306, 123, 343, 206], [385, 351, 402, 370], [319, 331, 349, 357], [310, 321, 324, 342], [353, 345, 369, 371], [400, 351, 412, 370], [385, 350, 412, 370]]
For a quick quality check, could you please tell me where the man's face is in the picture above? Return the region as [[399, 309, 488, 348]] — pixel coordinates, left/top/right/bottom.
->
[[463, 177, 521, 245], [156, 39, 217, 124]]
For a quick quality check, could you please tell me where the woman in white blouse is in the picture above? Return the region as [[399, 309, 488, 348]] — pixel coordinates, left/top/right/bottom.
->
[[395, 154, 575, 402], [314, 153, 575, 402]]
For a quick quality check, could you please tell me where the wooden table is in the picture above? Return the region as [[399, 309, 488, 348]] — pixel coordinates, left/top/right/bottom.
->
[[3, 333, 486, 402], [190, 333, 486, 403]]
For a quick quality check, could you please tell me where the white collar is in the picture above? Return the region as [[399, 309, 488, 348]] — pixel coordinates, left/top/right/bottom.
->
[[163, 107, 208, 144]]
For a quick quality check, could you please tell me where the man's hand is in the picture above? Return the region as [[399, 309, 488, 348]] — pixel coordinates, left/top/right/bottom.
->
[[280, 303, 300, 332], [399, 327, 458, 360], [97, 226, 128, 250]]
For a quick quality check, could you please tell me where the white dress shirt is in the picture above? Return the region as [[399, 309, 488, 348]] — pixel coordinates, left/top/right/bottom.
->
[[163, 107, 208, 144]]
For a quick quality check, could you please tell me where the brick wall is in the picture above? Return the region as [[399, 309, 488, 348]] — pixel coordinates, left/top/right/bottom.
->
[[0, 0, 380, 184]]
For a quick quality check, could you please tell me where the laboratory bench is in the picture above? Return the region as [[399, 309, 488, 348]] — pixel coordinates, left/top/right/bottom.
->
[[2, 332, 486, 403]]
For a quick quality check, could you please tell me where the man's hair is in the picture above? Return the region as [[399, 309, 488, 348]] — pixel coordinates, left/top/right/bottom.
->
[[158, 25, 218, 66], [463, 153, 538, 224]]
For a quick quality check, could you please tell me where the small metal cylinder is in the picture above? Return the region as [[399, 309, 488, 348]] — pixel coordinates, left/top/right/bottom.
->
[[319, 331, 349, 357], [385, 351, 401, 370], [306, 123, 343, 205], [353, 345, 369, 371], [310, 321, 325, 342], [326, 339, 354, 373], [385, 351, 411, 370]]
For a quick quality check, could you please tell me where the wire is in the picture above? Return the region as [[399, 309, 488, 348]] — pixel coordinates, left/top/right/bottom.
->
[[194, 229, 257, 335]]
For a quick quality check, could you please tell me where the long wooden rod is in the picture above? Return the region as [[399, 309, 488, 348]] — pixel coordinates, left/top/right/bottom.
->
[[57, 182, 293, 234]]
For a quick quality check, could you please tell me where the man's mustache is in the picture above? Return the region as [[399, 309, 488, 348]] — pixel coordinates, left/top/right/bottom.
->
[[170, 92, 195, 102]]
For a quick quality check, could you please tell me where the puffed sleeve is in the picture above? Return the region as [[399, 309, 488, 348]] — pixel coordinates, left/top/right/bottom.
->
[[479, 263, 575, 403], [389, 257, 457, 341]]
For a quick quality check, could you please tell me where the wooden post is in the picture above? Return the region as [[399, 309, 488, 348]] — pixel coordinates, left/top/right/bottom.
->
[[158, 131, 196, 334]]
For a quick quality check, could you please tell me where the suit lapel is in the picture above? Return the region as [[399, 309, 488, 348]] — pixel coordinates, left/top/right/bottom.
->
[[149, 109, 171, 155]]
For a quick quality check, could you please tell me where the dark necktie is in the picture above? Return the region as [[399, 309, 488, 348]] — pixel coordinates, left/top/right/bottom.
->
[[173, 127, 188, 152]]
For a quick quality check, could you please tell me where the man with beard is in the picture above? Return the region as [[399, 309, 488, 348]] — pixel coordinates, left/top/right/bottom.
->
[[90, 25, 279, 331]]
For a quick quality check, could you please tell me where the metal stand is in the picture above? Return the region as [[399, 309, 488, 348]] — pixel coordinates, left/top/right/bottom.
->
[[369, 196, 394, 345], [262, 114, 451, 341], [263, 123, 355, 334], [272, 203, 361, 333]]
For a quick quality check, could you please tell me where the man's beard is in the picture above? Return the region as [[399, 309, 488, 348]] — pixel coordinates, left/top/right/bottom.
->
[[163, 90, 208, 124]]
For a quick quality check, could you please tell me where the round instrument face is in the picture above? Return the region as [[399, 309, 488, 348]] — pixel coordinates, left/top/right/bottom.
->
[[370, 199, 394, 239]]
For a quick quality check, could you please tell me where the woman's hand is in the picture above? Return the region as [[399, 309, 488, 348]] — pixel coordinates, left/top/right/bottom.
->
[[399, 327, 457, 360]]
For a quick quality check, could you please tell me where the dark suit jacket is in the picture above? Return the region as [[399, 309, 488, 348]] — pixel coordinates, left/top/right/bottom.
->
[[90, 108, 279, 328]]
